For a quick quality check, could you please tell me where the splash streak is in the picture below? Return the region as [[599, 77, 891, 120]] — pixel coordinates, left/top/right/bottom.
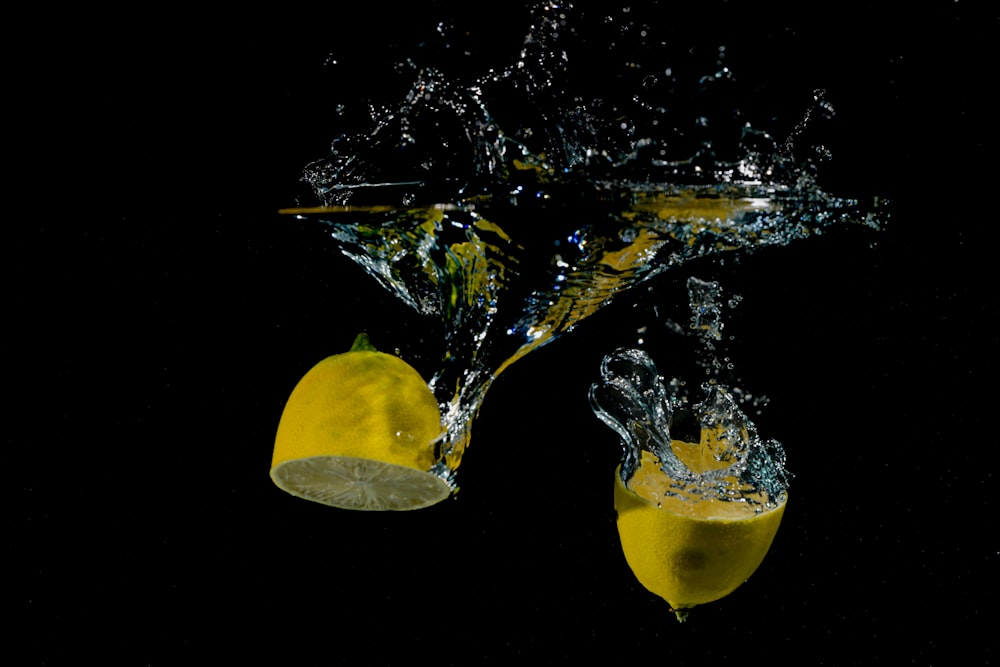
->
[[283, 2, 887, 489]]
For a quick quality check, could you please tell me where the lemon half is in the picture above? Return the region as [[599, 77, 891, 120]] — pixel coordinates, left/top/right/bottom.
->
[[615, 448, 786, 618], [270, 334, 451, 511]]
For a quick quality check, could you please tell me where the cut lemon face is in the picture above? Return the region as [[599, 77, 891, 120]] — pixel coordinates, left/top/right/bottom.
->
[[270, 334, 451, 510], [271, 456, 450, 511], [615, 448, 786, 619]]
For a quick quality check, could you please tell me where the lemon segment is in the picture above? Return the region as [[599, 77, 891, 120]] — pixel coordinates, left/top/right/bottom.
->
[[271, 337, 450, 510], [614, 448, 786, 613]]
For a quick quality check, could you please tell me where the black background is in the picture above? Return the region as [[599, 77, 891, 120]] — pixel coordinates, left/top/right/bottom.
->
[[10, 2, 996, 664]]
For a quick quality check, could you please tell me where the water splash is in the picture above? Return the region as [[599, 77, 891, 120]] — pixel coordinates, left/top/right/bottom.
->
[[589, 279, 791, 511], [299, 3, 882, 210], [602, 349, 790, 510], [283, 1, 886, 490]]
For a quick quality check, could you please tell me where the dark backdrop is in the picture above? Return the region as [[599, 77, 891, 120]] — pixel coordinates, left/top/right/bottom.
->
[[10, 2, 995, 664]]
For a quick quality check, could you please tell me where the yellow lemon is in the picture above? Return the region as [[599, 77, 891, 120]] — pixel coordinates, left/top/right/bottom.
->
[[614, 447, 786, 620], [270, 333, 451, 510]]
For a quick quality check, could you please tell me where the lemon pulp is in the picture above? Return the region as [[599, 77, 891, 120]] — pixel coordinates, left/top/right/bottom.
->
[[615, 447, 786, 617], [270, 335, 450, 510], [271, 456, 449, 511]]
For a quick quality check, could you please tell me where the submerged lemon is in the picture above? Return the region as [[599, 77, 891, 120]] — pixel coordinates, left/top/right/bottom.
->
[[270, 333, 450, 510], [615, 447, 786, 620]]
